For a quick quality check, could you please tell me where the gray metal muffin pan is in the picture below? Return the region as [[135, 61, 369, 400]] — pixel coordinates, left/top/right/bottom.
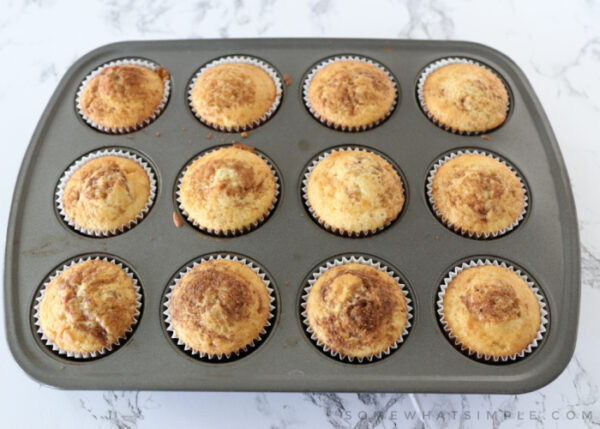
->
[[4, 39, 580, 393]]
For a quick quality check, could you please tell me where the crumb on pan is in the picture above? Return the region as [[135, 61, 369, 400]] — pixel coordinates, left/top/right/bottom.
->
[[384, 47, 392, 53], [173, 211, 184, 228], [283, 74, 292, 87], [155, 132, 161, 137], [182, 127, 187, 131], [241, 131, 248, 138], [206, 134, 212, 139], [481, 134, 491, 141]]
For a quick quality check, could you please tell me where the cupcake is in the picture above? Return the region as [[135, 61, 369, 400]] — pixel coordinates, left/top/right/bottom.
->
[[304, 148, 404, 236], [178, 144, 278, 235], [189, 57, 282, 131], [304, 57, 396, 130], [77, 60, 170, 133], [58, 151, 155, 236], [419, 59, 509, 134], [166, 258, 272, 358], [303, 260, 409, 361], [438, 262, 545, 361], [36, 258, 140, 357], [428, 152, 526, 238]]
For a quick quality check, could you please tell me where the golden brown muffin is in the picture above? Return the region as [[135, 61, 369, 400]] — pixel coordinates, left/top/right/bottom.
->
[[38, 260, 138, 355], [79, 64, 169, 130], [307, 60, 396, 129], [306, 150, 404, 234], [168, 259, 271, 356], [190, 63, 278, 129], [179, 145, 277, 233], [305, 263, 408, 359], [62, 156, 152, 233], [430, 153, 524, 236], [422, 62, 509, 133], [441, 265, 541, 359]]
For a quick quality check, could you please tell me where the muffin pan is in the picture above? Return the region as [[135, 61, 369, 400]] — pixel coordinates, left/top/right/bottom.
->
[[4, 39, 579, 393]]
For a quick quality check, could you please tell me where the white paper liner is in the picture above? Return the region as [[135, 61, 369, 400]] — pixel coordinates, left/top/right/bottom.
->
[[187, 55, 283, 132], [300, 255, 413, 363], [33, 256, 143, 360], [416, 57, 511, 135], [56, 148, 157, 237], [76, 58, 171, 134], [302, 55, 398, 132], [426, 149, 528, 239], [302, 146, 405, 237], [162, 254, 276, 361], [176, 146, 280, 236], [436, 258, 548, 362]]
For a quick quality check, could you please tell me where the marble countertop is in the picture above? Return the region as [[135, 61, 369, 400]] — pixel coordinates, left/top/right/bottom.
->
[[1, 0, 599, 427]]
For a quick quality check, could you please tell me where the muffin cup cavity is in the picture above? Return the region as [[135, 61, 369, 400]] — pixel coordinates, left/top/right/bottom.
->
[[426, 149, 528, 239], [32, 255, 143, 360], [300, 255, 413, 364], [76, 58, 171, 134], [187, 55, 283, 132], [416, 57, 511, 135], [162, 253, 277, 362], [56, 148, 157, 237], [176, 146, 280, 236], [437, 258, 548, 363], [302, 55, 398, 132], [302, 146, 406, 237]]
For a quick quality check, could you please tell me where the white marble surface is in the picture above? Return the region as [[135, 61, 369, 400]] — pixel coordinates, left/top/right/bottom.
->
[[1, 0, 599, 427]]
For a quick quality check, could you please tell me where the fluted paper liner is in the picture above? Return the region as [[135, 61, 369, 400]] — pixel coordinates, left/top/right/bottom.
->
[[437, 258, 548, 362], [302, 146, 405, 237], [76, 58, 171, 134], [187, 55, 283, 132], [417, 57, 511, 135], [33, 256, 143, 360], [162, 254, 276, 361], [176, 146, 280, 236], [301, 255, 413, 363], [426, 149, 528, 239], [303, 55, 398, 132], [56, 148, 157, 237]]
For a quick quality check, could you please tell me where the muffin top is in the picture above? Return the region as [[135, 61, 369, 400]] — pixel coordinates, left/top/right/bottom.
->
[[62, 156, 151, 233], [431, 153, 524, 236], [191, 63, 278, 129], [307, 60, 396, 129], [38, 260, 138, 355], [306, 263, 407, 359], [79, 64, 169, 130], [306, 150, 404, 234], [179, 145, 276, 233], [422, 63, 509, 133], [169, 259, 271, 356], [441, 265, 541, 359]]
